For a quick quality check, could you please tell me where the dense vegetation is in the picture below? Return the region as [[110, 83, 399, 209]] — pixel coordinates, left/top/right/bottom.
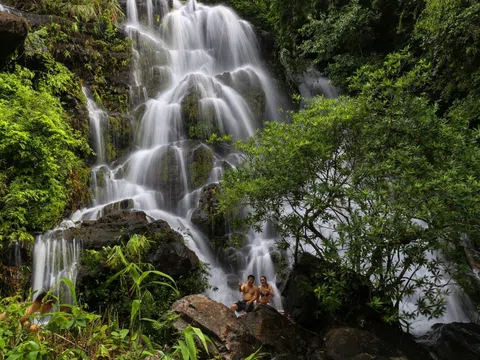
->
[[220, 0, 480, 327], [0, 0, 132, 245], [0, 66, 90, 243]]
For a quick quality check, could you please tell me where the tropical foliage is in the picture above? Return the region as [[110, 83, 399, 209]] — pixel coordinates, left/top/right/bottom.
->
[[0, 279, 220, 360], [0, 67, 90, 243]]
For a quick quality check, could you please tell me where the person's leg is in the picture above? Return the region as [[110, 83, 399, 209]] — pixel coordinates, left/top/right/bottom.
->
[[230, 303, 238, 311]]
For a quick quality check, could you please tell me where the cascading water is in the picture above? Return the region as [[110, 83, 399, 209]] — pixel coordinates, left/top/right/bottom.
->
[[70, 0, 284, 309], [83, 87, 108, 164], [32, 221, 80, 304]]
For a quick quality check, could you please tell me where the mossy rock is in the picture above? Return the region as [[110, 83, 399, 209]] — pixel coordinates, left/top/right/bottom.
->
[[216, 69, 266, 126], [191, 183, 227, 247], [181, 86, 219, 140], [190, 144, 213, 189], [158, 146, 184, 208], [145, 65, 173, 98], [106, 113, 133, 162]]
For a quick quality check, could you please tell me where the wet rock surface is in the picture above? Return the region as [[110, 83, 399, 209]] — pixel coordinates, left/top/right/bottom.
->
[[147, 242, 199, 278], [244, 304, 322, 357], [324, 327, 409, 360], [191, 183, 226, 244], [418, 322, 480, 360]]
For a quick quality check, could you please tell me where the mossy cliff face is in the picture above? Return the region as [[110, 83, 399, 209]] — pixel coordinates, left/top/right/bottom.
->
[[190, 144, 214, 189], [216, 69, 267, 126], [5, 1, 132, 149]]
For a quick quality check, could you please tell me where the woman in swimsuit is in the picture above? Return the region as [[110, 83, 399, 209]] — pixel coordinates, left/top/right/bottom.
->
[[258, 275, 274, 306]]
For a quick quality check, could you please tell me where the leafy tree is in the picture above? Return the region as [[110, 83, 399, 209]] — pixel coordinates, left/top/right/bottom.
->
[[221, 52, 480, 325], [265, 0, 424, 88], [413, 0, 480, 124], [0, 67, 90, 243]]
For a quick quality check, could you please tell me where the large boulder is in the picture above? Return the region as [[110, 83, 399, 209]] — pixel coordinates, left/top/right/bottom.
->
[[67, 210, 185, 250], [418, 322, 480, 360], [325, 327, 413, 360], [147, 242, 199, 278], [0, 12, 28, 68], [66, 210, 150, 249], [172, 295, 262, 360], [244, 304, 325, 359], [281, 252, 373, 332], [191, 183, 227, 247]]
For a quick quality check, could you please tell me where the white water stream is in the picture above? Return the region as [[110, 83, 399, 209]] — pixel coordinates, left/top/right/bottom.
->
[[35, 0, 283, 309]]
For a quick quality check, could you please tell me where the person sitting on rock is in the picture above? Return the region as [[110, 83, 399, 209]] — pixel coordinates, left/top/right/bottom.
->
[[258, 275, 274, 306], [20, 291, 55, 327], [230, 274, 258, 314]]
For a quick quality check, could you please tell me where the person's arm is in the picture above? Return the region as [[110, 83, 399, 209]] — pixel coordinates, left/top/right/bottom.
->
[[20, 300, 41, 324], [238, 281, 243, 292]]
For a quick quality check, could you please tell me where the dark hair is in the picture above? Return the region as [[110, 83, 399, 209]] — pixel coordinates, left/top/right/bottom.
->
[[34, 291, 55, 304], [260, 276, 268, 286], [247, 274, 255, 280], [34, 291, 47, 302]]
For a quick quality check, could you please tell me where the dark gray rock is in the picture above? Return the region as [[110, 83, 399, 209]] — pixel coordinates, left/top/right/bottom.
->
[[325, 327, 408, 360], [418, 322, 480, 360], [282, 252, 379, 332], [66, 210, 184, 250], [98, 199, 135, 218], [66, 210, 149, 249], [0, 11, 28, 68], [244, 304, 322, 357], [191, 183, 226, 245], [147, 242, 199, 278]]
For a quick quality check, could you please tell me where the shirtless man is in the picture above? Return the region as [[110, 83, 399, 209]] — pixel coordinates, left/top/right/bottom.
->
[[258, 275, 274, 306], [230, 274, 258, 313]]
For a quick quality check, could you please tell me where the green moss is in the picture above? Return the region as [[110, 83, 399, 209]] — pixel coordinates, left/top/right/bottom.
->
[[182, 87, 220, 140], [190, 146, 213, 189], [106, 114, 133, 162]]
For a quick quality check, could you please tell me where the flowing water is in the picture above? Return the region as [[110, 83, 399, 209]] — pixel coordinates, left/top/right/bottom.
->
[[36, 0, 284, 309], [32, 221, 80, 304]]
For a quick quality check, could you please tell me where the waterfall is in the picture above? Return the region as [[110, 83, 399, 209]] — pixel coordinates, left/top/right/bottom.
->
[[32, 220, 80, 304], [83, 87, 108, 164], [118, 0, 283, 308], [34, 0, 284, 310]]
